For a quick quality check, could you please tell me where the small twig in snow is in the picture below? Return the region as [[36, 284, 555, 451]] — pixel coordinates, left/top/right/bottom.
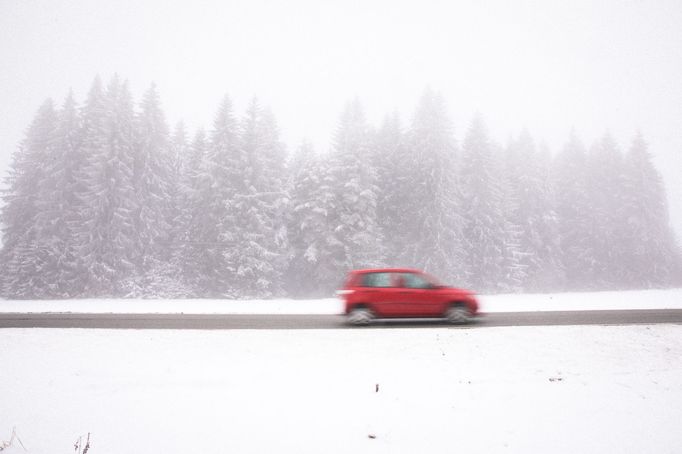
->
[[0, 427, 27, 452], [83, 433, 91, 454]]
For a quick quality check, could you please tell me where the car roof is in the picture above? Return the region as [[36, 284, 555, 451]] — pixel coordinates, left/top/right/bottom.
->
[[350, 268, 423, 274]]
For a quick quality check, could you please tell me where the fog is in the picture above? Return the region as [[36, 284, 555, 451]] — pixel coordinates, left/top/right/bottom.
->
[[1, 1, 681, 231], [0, 0, 681, 297]]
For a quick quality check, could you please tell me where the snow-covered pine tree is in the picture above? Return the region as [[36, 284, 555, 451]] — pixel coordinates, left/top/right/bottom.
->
[[399, 90, 465, 284], [497, 139, 527, 292], [327, 99, 384, 278], [255, 107, 289, 292], [170, 122, 189, 178], [553, 130, 593, 290], [73, 76, 139, 297], [585, 133, 628, 288], [497, 175, 527, 292], [30, 92, 83, 297], [131, 84, 179, 296], [505, 131, 562, 291], [619, 132, 680, 287], [535, 141, 564, 289], [156, 121, 193, 296], [222, 99, 288, 297], [189, 96, 242, 297], [313, 150, 346, 294], [372, 111, 405, 265], [0, 99, 58, 298], [286, 141, 335, 296], [459, 115, 509, 291], [179, 128, 210, 296], [167, 122, 189, 252]]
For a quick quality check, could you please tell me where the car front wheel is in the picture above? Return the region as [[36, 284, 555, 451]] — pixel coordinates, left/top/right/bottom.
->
[[347, 307, 374, 326], [445, 305, 472, 324]]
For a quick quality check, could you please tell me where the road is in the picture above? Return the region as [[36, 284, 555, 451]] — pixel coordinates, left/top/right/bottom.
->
[[1, 309, 682, 329]]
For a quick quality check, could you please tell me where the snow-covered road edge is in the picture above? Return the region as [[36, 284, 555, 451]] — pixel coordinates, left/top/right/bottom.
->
[[1, 288, 681, 314]]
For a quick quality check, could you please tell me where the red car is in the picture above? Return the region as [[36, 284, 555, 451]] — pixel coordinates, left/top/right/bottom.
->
[[338, 268, 479, 325]]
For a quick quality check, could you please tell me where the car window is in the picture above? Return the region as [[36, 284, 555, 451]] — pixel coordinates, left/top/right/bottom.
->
[[361, 272, 394, 288], [400, 272, 432, 289]]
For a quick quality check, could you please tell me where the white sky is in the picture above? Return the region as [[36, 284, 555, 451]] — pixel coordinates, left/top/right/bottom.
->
[[1, 0, 681, 236]]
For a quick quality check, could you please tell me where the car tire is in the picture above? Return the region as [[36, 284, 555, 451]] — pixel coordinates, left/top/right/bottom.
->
[[445, 305, 472, 324], [347, 307, 374, 326]]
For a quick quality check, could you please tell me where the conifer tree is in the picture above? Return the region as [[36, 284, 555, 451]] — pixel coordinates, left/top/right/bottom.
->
[[131, 85, 178, 295], [164, 122, 190, 292], [554, 131, 593, 290], [167, 122, 189, 247], [0, 99, 58, 297], [400, 90, 465, 284], [74, 76, 139, 296], [497, 162, 528, 293], [189, 96, 241, 296], [180, 128, 210, 296], [460, 115, 509, 291], [170, 122, 189, 177], [223, 99, 288, 297], [286, 141, 332, 296], [30, 92, 83, 297], [135, 85, 172, 258], [372, 112, 405, 265], [327, 99, 384, 277], [535, 141, 564, 289], [505, 131, 562, 291], [585, 133, 628, 288], [256, 108, 290, 291], [620, 133, 680, 287]]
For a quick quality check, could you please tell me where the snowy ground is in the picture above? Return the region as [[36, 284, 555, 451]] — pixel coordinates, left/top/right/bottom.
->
[[1, 324, 681, 454], [1, 287, 682, 314]]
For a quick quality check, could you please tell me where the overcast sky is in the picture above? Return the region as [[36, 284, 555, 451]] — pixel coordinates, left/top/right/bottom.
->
[[1, 0, 681, 236]]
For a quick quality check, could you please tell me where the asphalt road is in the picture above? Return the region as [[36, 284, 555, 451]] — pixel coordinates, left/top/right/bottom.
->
[[1, 309, 682, 329]]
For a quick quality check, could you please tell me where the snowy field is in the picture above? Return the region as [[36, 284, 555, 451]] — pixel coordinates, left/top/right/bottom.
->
[[2, 289, 682, 453], [1, 324, 682, 454], [1, 288, 682, 314]]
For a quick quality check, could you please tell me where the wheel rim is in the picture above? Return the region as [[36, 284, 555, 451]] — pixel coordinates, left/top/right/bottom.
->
[[446, 306, 471, 323], [348, 309, 373, 325]]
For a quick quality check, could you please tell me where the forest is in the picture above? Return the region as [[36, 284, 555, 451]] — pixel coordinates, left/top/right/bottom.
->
[[1, 75, 680, 299]]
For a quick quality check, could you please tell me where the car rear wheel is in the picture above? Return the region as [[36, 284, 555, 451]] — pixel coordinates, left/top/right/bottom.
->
[[445, 305, 472, 324], [347, 307, 374, 326]]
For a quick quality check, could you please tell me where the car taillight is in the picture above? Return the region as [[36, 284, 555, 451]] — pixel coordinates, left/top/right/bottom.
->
[[336, 289, 355, 296]]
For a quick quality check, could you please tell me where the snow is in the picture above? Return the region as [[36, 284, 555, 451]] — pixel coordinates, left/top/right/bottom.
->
[[1, 324, 681, 454], [1, 288, 682, 314], [479, 288, 682, 312], [0, 297, 342, 314]]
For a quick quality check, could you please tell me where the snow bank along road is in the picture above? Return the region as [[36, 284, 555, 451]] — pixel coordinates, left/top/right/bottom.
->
[[1, 288, 682, 329]]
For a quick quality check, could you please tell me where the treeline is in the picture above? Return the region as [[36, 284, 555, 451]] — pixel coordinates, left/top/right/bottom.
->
[[1, 76, 680, 299]]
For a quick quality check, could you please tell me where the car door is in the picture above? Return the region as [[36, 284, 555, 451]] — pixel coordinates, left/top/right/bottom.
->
[[395, 272, 442, 317], [359, 272, 402, 317]]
